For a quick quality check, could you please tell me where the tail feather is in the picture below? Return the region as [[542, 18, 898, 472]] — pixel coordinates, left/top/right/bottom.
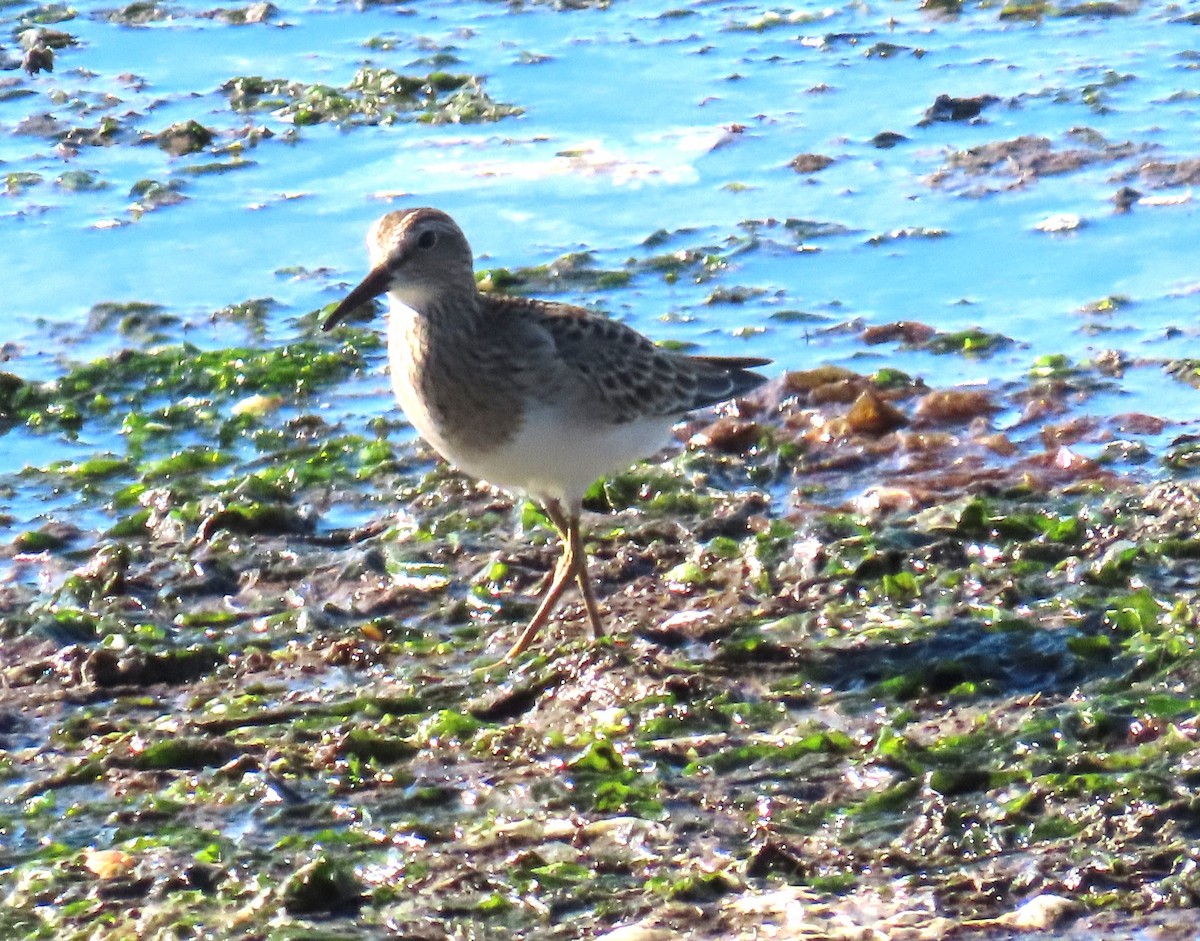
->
[[691, 354, 773, 370], [688, 355, 771, 410]]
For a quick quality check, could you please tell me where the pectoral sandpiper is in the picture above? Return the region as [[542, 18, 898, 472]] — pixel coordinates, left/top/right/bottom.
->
[[324, 208, 769, 659]]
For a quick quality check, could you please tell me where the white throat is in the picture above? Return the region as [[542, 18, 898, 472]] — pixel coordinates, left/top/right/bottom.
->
[[385, 282, 435, 316]]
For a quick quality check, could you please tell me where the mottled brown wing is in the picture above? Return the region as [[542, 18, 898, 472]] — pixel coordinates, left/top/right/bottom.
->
[[509, 298, 770, 423]]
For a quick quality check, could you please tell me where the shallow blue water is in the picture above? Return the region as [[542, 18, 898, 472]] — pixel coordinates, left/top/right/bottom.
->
[[1, 0, 1199, 520]]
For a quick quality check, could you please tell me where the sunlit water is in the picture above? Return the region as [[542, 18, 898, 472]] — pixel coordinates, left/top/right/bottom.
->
[[1, 0, 1198, 522]]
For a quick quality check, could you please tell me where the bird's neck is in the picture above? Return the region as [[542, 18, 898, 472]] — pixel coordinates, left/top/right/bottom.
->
[[387, 281, 483, 331]]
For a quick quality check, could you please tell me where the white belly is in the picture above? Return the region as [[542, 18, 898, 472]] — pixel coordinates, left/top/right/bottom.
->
[[457, 402, 676, 506]]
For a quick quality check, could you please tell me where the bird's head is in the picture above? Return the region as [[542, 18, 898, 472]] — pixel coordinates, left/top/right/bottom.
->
[[322, 207, 476, 330]]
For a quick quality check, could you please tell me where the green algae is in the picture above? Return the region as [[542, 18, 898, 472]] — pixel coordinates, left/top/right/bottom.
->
[[1057, 0, 1136, 16], [132, 737, 234, 771], [11, 340, 362, 433], [684, 728, 854, 776], [176, 159, 255, 176], [54, 169, 106, 192], [98, 0, 171, 24], [723, 9, 830, 31], [87, 301, 180, 344], [924, 326, 1012, 355], [201, 1, 275, 25], [223, 68, 522, 128], [588, 464, 715, 517], [14, 3, 62, 23], [212, 297, 275, 336], [478, 251, 632, 295], [4, 171, 42, 194], [282, 855, 364, 915], [999, 0, 1050, 18], [154, 119, 215, 156], [13, 527, 72, 552], [127, 179, 187, 213], [0, 372, 38, 421], [1080, 294, 1130, 314], [866, 226, 949, 244]]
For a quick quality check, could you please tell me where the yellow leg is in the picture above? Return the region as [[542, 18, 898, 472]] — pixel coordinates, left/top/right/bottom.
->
[[505, 500, 605, 660], [566, 515, 604, 640], [505, 505, 575, 660], [541, 500, 604, 640]]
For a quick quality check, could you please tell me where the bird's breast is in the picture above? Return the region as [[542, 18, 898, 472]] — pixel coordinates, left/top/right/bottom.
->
[[385, 302, 524, 465]]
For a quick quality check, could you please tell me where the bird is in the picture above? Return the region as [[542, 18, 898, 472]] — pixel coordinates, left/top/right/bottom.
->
[[323, 207, 770, 660]]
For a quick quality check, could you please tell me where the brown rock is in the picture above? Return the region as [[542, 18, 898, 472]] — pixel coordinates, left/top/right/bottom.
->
[[914, 389, 999, 425], [691, 417, 763, 454], [861, 321, 937, 345], [789, 153, 835, 173], [782, 365, 860, 395], [847, 388, 908, 436]]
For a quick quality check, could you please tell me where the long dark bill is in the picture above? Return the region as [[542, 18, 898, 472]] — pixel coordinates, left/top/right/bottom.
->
[[321, 264, 393, 331]]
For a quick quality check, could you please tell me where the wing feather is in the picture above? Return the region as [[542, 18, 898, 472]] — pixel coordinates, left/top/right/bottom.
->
[[487, 296, 769, 423]]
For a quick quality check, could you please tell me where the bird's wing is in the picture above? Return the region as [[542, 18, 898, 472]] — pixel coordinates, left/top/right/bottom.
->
[[491, 297, 769, 423]]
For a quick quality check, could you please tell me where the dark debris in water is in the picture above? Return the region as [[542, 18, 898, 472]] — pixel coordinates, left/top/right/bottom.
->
[[918, 93, 1000, 125], [151, 120, 215, 156], [928, 133, 1141, 194], [96, 1, 175, 25], [789, 152, 835, 174], [862, 320, 1013, 356], [198, 1, 276, 25], [1134, 157, 1200, 189]]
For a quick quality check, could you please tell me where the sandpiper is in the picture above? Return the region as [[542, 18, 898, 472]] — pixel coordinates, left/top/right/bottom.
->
[[324, 208, 769, 659]]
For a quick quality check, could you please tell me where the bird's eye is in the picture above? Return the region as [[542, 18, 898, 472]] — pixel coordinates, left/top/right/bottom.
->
[[417, 230, 438, 250]]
